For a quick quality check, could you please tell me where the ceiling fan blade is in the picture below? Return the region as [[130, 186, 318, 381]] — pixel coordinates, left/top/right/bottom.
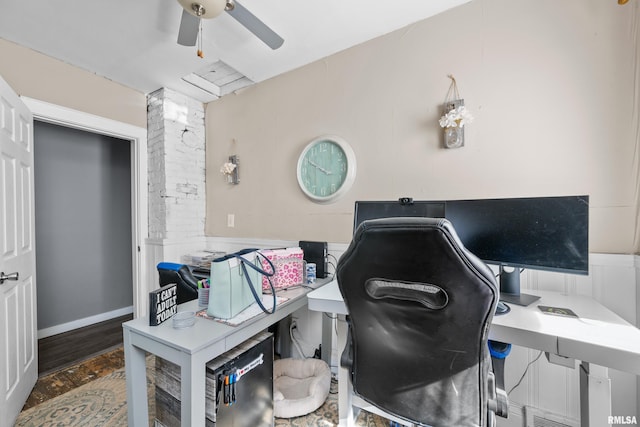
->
[[177, 9, 200, 46], [226, 1, 284, 50]]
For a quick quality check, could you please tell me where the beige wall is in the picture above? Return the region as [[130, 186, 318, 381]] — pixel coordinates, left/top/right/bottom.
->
[[0, 38, 146, 128], [206, 0, 639, 253]]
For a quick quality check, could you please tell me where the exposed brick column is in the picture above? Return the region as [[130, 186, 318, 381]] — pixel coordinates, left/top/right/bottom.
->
[[147, 88, 206, 240]]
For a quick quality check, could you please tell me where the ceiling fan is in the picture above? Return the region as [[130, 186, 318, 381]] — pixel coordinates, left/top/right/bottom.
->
[[176, 0, 284, 50]]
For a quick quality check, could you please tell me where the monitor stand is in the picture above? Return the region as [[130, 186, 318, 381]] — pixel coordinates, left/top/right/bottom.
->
[[499, 265, 540, 307], [500, 292, 541, 306]]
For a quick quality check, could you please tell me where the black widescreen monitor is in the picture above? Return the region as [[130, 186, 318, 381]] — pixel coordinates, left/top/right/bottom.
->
[[445, 195, 589, 307], [445, 196, 589, 274], [353, 198, 445, 232], [352, 195, 589, 309]]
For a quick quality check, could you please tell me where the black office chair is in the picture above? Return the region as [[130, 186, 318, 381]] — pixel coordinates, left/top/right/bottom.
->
[[157, 262, 200, 305], [337, 217, 506, 426]]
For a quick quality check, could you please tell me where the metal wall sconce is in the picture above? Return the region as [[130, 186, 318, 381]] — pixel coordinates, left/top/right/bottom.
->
[[220, 155, 240, 184], [439, 75, 473, 149]]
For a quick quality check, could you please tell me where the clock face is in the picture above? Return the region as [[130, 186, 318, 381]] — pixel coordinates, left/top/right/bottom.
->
[[297, 136, 356, 203]]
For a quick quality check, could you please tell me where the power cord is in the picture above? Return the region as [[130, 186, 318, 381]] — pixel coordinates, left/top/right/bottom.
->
[[289, 320, 311, 358], [327, 253, 338, 279], [507, 350, 543, 395]]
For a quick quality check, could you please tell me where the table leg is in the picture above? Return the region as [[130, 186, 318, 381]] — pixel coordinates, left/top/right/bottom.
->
[[181, 353, 208, 427], [579, 362, 611, 427], [124, 329, 149, 427], [321, 312, 333, 367]]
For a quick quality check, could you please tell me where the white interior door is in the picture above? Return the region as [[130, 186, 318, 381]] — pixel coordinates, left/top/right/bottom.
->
[[0, 75, 37, 427]]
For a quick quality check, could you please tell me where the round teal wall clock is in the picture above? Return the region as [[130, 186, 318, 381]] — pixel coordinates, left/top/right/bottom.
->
[[296, 135, 356, 203]]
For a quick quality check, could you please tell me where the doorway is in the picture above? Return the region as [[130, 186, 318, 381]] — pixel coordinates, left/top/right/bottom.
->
[[22, 97, 148, 323], [34, 120, 134, 338]]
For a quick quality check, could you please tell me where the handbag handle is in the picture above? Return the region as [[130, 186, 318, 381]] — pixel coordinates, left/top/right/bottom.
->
[[237, 250, 275, 277], [219, 250, 277, 314], [213, 248, 267, 266]]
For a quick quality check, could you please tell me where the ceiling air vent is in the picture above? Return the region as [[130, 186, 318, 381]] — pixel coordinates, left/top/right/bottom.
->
[[181, 60, 254, 101]]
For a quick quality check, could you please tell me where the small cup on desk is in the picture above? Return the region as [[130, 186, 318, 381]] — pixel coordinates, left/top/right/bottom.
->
[[306, 262, 316, 285], [172, 311, 196, 329], [198, 288, 210, 307]]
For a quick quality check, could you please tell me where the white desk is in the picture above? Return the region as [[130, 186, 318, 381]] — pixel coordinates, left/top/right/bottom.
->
[[123, 278, 332, 427], [308, 280, 640, 426]]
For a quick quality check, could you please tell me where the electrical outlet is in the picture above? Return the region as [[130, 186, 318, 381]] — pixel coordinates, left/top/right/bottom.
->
[[227, 214, 235, 228]]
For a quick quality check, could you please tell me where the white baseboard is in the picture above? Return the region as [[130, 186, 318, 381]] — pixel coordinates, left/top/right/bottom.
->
[[38, 306, 134, 339]]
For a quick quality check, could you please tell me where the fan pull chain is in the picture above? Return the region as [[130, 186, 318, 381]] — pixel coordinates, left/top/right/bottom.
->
[[197, 19, 204, 58]]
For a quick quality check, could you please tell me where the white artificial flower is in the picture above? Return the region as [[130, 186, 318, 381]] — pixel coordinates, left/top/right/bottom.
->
[[439, 111, 457, 128], [220, 162, 237, 175], [438, 105, 474, 128], [456, 106, 474, 127]]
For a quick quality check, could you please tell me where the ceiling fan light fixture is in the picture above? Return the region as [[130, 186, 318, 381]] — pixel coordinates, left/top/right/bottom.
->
[[175, 0, 284, 50], [618, 0, 629, 4], [178, 0, 226, 19]]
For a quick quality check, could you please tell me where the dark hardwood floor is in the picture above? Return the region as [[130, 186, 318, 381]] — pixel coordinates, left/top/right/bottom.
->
[[37, 313, 133, 376], [24, 346, 126, 410], [21, 314, 133, 411]]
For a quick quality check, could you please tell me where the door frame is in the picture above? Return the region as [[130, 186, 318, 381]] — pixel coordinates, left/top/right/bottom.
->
[[21, 97, 148, 319]]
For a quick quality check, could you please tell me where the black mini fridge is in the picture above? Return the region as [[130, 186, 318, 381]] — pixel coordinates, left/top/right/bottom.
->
[[155, 331, 274, 427], [208, 332, 274, 426]]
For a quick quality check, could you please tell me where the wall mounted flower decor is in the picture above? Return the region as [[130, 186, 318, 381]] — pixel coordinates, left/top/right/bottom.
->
[[439, 75, 473, 149], [220, 155, 239, 184]]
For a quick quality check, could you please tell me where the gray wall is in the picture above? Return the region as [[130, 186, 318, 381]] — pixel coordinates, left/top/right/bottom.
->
[[34, 121, 133, 330]]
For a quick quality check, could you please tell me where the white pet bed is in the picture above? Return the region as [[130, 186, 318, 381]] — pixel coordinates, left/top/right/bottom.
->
[[273, 358, 331, 418]]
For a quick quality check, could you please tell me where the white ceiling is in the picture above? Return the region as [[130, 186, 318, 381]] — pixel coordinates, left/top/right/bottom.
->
[[0, 0, 471, 102]]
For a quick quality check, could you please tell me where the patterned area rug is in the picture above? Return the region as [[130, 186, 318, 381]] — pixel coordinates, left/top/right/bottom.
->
[[16, 360, 389, 427], [15, 360, 156, 427], [275, 387, 390, 427]]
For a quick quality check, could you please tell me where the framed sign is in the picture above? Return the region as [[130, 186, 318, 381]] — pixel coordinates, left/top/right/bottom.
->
[[149, 283, 178, 326]]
